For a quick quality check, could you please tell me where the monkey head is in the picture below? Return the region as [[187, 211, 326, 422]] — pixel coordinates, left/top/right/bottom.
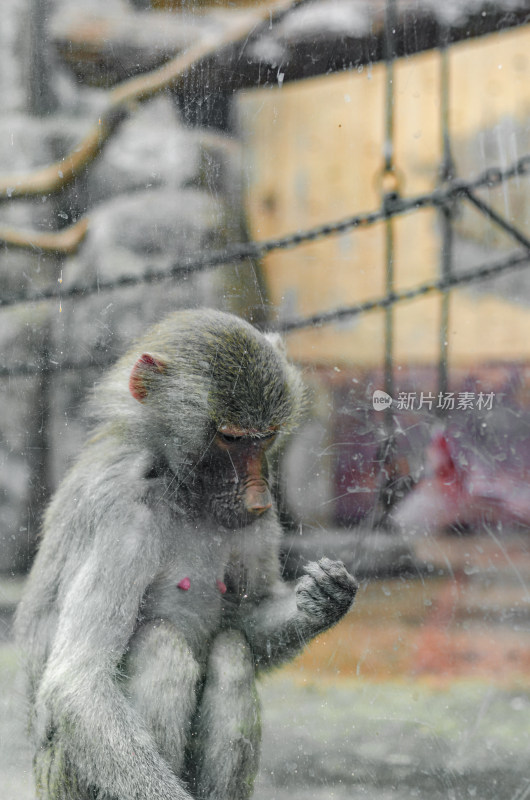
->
[[101, 310, 304, 530]]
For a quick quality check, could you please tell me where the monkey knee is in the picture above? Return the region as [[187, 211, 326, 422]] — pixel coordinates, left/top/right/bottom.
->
[[209, 629, 253, 666], [207, 630, 254, 690], [125, 621, 201, 775], [191, 631, 260, 800]]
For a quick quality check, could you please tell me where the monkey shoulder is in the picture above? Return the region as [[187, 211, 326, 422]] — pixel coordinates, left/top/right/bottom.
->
[[35, 444, 175, 596], [15, 449, 162, 665]]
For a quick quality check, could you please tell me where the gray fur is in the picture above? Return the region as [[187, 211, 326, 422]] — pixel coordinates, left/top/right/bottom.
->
[[15, 309, 357, 800]]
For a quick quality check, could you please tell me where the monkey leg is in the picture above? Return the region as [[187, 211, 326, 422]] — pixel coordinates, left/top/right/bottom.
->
[[186, 630, 261, 800], [31, 621, 200, 800], [125, 619, 201, 778]]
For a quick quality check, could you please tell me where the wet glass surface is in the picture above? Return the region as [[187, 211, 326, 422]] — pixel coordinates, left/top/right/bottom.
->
[[1, 1, 530, 799]]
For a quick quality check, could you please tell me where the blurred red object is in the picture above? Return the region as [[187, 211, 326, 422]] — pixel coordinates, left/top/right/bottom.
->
[[391, 430, 530, 535]]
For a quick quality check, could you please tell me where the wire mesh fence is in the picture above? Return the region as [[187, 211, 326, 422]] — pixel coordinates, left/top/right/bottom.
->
[[0, 2, 529, 384]]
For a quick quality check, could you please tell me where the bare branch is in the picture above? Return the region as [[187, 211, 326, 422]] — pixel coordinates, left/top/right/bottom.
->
[[0, 218, 89, 254], [0, 0, 302, 203], [0, 105, 129, 202]]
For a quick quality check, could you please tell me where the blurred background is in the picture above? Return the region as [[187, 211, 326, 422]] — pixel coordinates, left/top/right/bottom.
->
[[1, 0, 530, 797]]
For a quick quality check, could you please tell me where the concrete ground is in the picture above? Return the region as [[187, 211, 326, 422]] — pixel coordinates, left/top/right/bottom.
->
[[254, 677, 530, 800], [2, 531, 530, 800]]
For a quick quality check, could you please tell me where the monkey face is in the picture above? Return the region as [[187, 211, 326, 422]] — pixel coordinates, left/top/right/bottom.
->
[[193, 427, 277, 530], [123, 311, 304, 529]]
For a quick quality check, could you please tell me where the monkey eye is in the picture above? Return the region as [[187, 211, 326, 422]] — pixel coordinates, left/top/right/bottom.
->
[[259, 431, 277, 442], [216, 428, 278, 445], [218, 431, 244, 444]]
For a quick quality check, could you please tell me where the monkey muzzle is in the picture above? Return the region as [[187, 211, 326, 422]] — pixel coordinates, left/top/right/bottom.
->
[[243, 480, 272, 516], [199, 434, 274, 527]]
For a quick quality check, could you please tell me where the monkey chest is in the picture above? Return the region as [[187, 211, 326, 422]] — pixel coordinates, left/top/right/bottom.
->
[[141, 538, 232, 634], [143, 570, 226, 618]]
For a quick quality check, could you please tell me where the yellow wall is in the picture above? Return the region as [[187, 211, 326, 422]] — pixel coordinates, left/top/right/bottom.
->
[[237, 25, 530, 367]]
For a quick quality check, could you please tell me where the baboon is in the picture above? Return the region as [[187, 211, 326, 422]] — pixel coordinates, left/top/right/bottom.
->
[[15, 309, 358, 800]]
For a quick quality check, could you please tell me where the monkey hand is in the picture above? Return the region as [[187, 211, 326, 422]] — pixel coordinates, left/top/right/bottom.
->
[[295, 557, 358, 627]]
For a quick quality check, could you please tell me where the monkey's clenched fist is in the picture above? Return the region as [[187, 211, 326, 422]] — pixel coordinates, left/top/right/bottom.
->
[[296, 558, 358, 625], [15, 309, 357, 800]]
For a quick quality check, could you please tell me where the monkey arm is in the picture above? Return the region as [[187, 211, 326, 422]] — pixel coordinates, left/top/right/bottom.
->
[[238, 558, 357, 670], [34, 516, 194, 800], [238, 580, 309, 669]]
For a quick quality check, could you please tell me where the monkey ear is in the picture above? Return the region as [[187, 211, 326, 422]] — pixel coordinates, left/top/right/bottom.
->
[[129, 353, 167, 403]]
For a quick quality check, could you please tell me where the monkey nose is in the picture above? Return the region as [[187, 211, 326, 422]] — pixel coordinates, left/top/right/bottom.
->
[[245, 484, 272, 516], [248, 500, 272, 516], [249, 499, 272, 516]]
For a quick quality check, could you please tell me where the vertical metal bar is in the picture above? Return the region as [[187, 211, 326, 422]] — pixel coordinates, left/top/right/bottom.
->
[[29, 0, 56, 115], [438, 33, 454, 403], [384, 216, 394, 399], [371, 0, 398, 527], [438, 210, 452, 399], [26, 0, 56, 569], [383, 0, 398, 401], [383, 0, 397, 174]]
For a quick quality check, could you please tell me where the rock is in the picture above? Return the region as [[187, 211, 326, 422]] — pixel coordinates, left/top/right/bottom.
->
[[49, 1, 197, 87], [0, 306, 52, 572], [73, 186, 231, 280], [0, 0, 32, 113], [0, 112, 92, 290], [87, 97, 202, 205]]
